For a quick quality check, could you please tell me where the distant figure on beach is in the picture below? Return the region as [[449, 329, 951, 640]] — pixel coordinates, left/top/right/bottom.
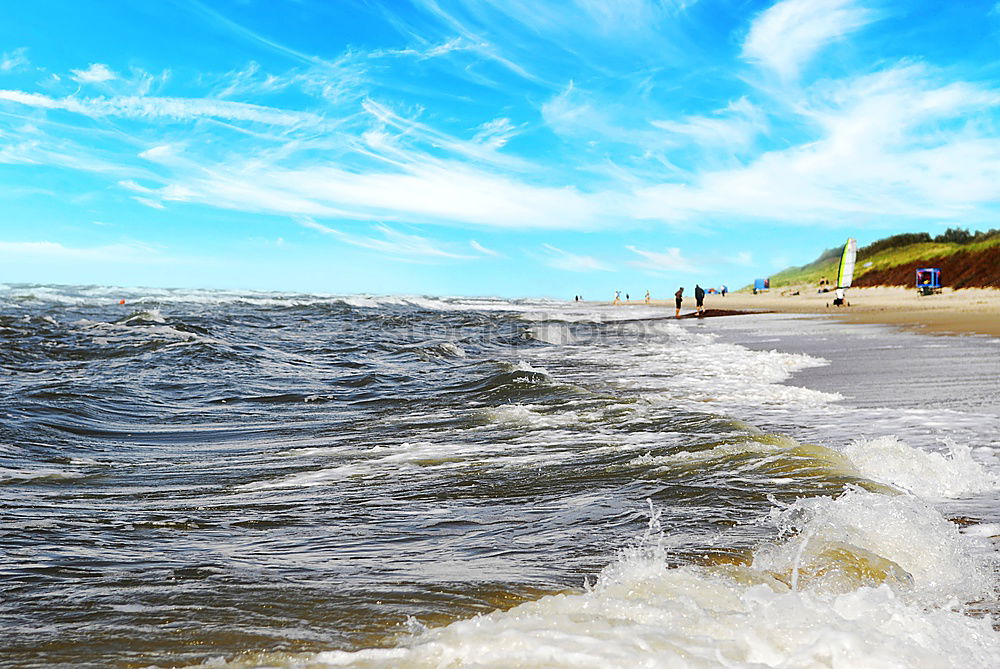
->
[[626, 293, 630, 301], [613, 291, 621, 305], [833, 287, 846, 307], [674, 287, 684, 318], [574, 295, 579, 302], [695, 284, 705, 316], [721, 285, 728, 297], [644, 290, 650, 305]]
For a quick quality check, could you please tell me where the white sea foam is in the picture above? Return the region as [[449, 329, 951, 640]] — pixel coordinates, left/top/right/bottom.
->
[[843, 436, 999, 498], [0, 284, 559, 312], [480, 404, 582, 429], [437, 341, 465, 357], [528, 323, 576, 345], [518, 308, 665, 324], [573, 331, 842, 408], [0, 467, 88, 483], [305, 584, 1000, 667], [120, 308, 167, 324], [74, 313, 230, 348], [236, 462, 372, 490], [755, 488, 996, 604], [239, 439, 579, 491], [509, 360, 550, 375], [518, 315, 838, 412], [294, 491, 1000, 668]]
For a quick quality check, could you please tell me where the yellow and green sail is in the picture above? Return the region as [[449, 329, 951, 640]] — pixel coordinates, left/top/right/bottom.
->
[[836, 238, 857, 289]]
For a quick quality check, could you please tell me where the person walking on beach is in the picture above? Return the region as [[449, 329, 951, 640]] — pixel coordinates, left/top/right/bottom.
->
[[613, 290, 621, 305], [644, 290, 650, 305], [674, 287, 684, 318], [695, 284, 706, 316]]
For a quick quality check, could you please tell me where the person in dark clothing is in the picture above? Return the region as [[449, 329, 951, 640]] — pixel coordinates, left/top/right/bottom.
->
[[674, 287, 684, 318], [694, 284, 706, 316]]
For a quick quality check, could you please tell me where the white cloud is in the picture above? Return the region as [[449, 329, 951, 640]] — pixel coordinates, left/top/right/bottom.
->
[[138, 144, 181, 163], [19, 59, 996, 234], [133, 196, 166, 210], [3, 32, 999, 244], [215, 61, 263, 98], [572, 0, 694, 31], [424, 37, 473, 58], [0, 90, 321, 126], [360, 98, 529, 170], [0, 240, 161, 262], [473, 117, 517, 149], [301, 219, 472, 260], [470, 240, 501, 256], [0, 133, 141, 175], [541, 82, 600, 137], [542, 244, 612, 272], [742, 0, 874, 80], [70, 63, 117, 83], [626, 245, 698, 272], [631, 65, 1000, 223], [0, 48, 29, 72], [211, 58, 365, 105], [651, 97, 766, 151], [374, 37, 479, 60], [0, 140, 40, 165], [119, 179, 155, 193], [0, 90, 61, 108], [127, 66, 169, 97], [626, 246, 751, 275], [145, 158, 610, 229]]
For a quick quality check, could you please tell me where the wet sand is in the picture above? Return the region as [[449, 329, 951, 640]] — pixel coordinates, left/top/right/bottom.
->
[[676, 308, 768, 319], [615, 286, 1000, 337]]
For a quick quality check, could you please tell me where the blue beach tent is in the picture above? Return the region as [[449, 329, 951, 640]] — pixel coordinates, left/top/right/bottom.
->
[[916, 268, 941, 295], [753, 278, 770, 293]]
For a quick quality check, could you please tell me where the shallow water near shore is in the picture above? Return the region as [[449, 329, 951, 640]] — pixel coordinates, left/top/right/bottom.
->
[[2, 284, 999, 668]]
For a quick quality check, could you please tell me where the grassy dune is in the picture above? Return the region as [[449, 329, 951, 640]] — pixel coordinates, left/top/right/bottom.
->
[[760, 234, 1000, 291]]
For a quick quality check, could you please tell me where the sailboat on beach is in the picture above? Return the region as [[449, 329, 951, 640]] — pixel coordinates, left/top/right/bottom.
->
[[833, 238, 857, 306]]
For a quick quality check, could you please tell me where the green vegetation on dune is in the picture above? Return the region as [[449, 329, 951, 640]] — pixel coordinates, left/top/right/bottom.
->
[[763, 255, 841, 290], [751, 229, 1000, 291]]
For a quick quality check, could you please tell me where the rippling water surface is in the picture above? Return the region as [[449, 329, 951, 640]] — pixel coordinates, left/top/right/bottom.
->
[[2, 284, 999, 668]]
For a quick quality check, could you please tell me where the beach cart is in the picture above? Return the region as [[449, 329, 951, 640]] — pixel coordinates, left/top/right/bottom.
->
[[916, 268, 941, 295]]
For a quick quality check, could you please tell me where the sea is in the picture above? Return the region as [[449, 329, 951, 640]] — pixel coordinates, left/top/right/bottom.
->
[[2, 283, 1000, 669]]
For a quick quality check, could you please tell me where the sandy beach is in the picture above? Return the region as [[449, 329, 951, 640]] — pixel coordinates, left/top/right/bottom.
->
[[620, 286, 1000, 337]]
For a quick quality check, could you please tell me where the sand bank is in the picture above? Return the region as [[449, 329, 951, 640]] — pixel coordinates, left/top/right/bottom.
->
[[615, 286, 1000, 337]]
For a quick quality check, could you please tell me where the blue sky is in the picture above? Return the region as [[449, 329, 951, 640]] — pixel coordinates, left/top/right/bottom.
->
[[2, 0, 1000, 298]]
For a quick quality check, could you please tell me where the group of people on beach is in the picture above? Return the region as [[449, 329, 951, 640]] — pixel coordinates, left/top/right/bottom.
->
[[610, 290, 653, 305], [674, 285, 709, 318], [605, 284, 726, 318]]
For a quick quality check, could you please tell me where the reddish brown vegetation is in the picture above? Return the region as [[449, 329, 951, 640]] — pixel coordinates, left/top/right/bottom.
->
[[854, 245, 1000, 289]]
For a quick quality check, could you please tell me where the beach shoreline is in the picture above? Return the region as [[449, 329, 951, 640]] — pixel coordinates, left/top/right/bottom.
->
[[603, 286, 1000, 337]]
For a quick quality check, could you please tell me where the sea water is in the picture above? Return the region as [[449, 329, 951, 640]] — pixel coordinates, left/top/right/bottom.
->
[[1, 284, 998, 668]]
